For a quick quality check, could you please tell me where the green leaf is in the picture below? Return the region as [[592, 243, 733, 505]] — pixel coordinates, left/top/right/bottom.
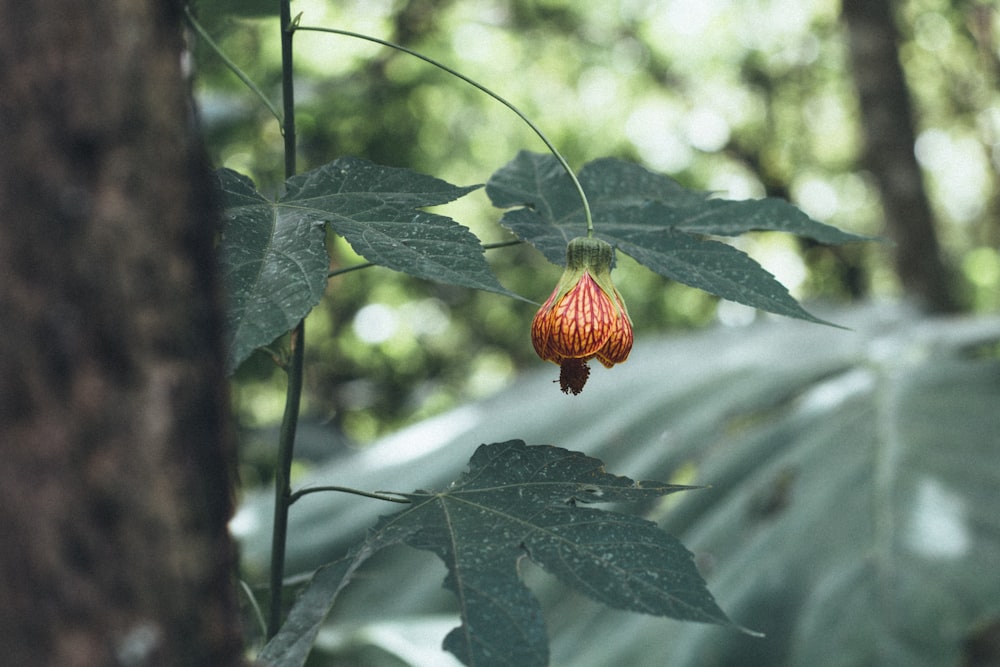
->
[[381, 441, 735, 667], [579, 157, 874, 244], [609, 211, 837, 326], [287, 157, 524, 300], [256, 556, 356, 667], [217, 168, 329, 373], [256, 441, 739, 667], [218, 159, 527, 372], [659, 351, 1000, 667], [256, 507, 429, 667], [256, 502, 427, 667], [486, 151, 866, 325]]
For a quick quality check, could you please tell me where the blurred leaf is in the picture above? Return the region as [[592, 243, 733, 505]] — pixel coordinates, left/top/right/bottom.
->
[[237, 306, 1000, 666], [577, 158, 874, 243], [656, 350, 1000, 667], [190, 0, 278, 20], [217, 168, 329, 373], [486, 151, 868, 325], [289, 157, 523, 300]]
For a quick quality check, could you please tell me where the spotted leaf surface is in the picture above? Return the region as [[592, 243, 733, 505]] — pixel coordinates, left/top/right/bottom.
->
[[262, 441, 742, 667], [487, 151, 871, 326]]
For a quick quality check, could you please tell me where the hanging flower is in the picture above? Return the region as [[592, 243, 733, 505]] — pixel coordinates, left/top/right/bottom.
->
[[531, 236, 633, 394]]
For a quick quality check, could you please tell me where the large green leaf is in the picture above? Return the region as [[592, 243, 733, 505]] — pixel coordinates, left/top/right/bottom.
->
[[217, 168, 329, 373], [256, 441, 739, 667], [236, 306, 1000, 667], [285, 158, 522, 300], [486, 151, 868, 325], [218, 159, 524, 372]]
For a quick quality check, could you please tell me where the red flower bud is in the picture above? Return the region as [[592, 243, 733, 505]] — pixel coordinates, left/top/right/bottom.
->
[[531, 237, 633, 394]]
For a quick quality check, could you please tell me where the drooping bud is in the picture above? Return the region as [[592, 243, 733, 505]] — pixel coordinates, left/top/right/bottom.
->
[[531, 237, 633, 394]]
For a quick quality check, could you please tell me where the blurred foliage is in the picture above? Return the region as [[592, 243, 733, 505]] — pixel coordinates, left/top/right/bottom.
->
[[234, 305, 1000, 666], [190, 0, 1000, 455]]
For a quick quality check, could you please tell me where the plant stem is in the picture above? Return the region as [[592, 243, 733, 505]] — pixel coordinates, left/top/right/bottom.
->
[[182, 6, 283, 125], [328, 262, 374, 279], [289, 485, 411, 505], [280, 7, 297, 174], [267, 323, 304, 639], [483, 239, 525, 251], [295, 25, 594, 236], [327, 239, 523, 278], [239, 579, 268, 639], [267, 0, 301, 641]]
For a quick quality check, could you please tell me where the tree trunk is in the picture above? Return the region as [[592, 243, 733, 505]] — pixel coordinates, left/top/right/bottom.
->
[[841, 0, 959, 312], [0, 1, 244, 665]]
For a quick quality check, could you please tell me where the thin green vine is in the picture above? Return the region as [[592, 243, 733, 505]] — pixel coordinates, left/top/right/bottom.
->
[[289, 485, 411, 505], [294, 25, 595, 237], [182, 7, 284, 125], [239, 579, 268, 639]]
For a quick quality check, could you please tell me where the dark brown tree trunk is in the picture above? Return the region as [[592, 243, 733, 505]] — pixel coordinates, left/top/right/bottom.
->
[[841, 0, 959, 312], [0, 1, 244, 665]]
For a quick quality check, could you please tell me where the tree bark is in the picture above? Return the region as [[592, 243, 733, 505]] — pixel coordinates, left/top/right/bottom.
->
[[0, 1, 244, 665], [841, 0, 959, 312]]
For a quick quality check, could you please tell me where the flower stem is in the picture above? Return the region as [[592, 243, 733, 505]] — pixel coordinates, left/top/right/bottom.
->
[[294, 25, 594, 235]]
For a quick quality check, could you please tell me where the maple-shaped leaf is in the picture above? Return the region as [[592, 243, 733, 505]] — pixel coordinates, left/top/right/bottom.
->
[[261, 440, 747, 667], [217, 158, 522, 373], [217, 168, 329, 373], [486, 151, 870, 326]]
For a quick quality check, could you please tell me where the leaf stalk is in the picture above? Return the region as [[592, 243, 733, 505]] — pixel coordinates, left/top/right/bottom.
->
[[327, 239, 523, 279], [267, 0, 303, 642], [267, 321, 304, 639], [294, 25, 595, 236]]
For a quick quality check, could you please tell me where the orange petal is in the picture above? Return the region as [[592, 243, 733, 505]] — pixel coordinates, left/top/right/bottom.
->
[[531, 309, 566, 364], [547, 273, 615, 359], [595, 301, 633, 368]]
